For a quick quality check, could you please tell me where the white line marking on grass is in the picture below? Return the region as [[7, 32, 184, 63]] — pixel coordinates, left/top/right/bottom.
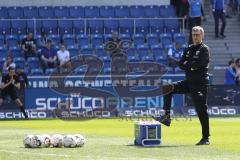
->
[[0, 149, 156, 160], [0, 149, 71, 158]]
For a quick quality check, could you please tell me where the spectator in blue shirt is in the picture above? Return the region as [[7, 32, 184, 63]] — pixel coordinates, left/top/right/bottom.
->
[[188, 0, 205, 44], [211, 0, 228, 38], [224, 60, 237, 85], [40, 39, 57, 71], [167, 42, 184, 68]]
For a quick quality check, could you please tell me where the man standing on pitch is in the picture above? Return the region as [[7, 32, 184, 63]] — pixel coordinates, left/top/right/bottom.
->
[[0, 67, 28, 119], [153, 26, 210, 145]]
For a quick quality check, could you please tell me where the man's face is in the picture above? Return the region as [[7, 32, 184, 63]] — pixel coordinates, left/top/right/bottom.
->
[[9, 69, 15, 76], [192, 30, 203, 45], [27, 33, 33, 39]]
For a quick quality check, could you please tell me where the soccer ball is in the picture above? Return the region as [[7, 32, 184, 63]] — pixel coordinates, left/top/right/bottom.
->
[[41, 134, 53, 148], [30, 135, 44, 148], [63, 135, 77, 148], [52, 134, 63, 147], [74, 134, 86, 147], [23, 135, 33, 148]]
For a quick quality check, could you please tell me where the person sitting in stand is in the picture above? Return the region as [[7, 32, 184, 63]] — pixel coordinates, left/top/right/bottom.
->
[[21, 32, 37, 60], [167, 43, 184, 70], [57, 44, 71, 72], [40, 39, 57, 72], [2, 54, 16, 74]]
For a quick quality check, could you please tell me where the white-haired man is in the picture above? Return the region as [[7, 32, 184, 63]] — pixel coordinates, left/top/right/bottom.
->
[[153, 26, 210, 145]]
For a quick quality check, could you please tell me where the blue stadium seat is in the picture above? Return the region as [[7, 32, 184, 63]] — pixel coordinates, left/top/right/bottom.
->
[[77, 34, 89, 47], [48, 34, 60, 46], [88, 20, 104, 34], [159, 5, 176, 17], [100, 54, 110, 63], [84, 6, 99, 18], [45, 68, 56, 75], [115, 6, 130, 18], [133, 33, 145, 46], [160, 33, 173, 49], [152, 45, 167, 64], [146, 33, 159, 45], [6, 35, 19, 48], [14, 57, 25, 68], [27, 57, 40, 68], [11, 20, 27, 35], [23, 6, 38, 18], [54, 6, 70, 18], [69, 6, 84, 18], [164, 19, 180, 35], [151, 44, 164, 59], [173, 33, 187, 47], [166, 66, 174, 74], [126, 47, 136, 56], [58, 20, 73, 35], [128, 55, 140, 62], [31, 68, 44, 76], [73, 20, 85, 34], [104, 20, 119, 34], [103, 67, 111, 74], [8, 7, 24, 18], [0, 35, 5, 47], [135, 19, 149, 35], [73, 67, 86, 75], [0, 57, 6, 68], [91, 34, 103, 47], [38, 6, 54, 18], [137, 44, 149, 58], [119, 33, 131, 41], [149, 19, 164, 35], [145, 5, 160, 18], [119, 19, 134, 35], [103, 34, 112, 42], [100, 6, 115, 18], [174, 66, 184, 74], [0, 47, 7, 58], [142, 55, 154, 62], [95, 45, 107, 56], [0, 20, 11, 35], [67, 45, 79, 57], [80, 45, 93, 55], [27, 20, 42, 35], [63, 34, 75, 46], [9, 46, 22, 57], [130, 5, 145, 18], [42, 20, 58, 34], [0, 7, 9, 19]]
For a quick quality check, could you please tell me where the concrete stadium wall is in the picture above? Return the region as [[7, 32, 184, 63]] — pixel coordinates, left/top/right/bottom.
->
[[0, 0, 170, 6]]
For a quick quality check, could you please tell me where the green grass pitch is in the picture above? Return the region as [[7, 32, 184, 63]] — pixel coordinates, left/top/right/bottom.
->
[[0, 117, 240, 160]]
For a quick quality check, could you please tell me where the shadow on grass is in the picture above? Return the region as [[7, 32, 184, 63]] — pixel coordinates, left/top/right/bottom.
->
[[126, 144, 192, 148]]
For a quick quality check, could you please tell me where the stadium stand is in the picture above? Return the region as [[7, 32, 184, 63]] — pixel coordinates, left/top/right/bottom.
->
[[0, 5, 186, 75]]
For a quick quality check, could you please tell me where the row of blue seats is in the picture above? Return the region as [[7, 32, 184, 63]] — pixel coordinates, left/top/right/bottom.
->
[[0, 5, 175, 19], [0, 33, 186, 49], [27, 66, 184, 76], [0, 18, 180, 35], [0, 42, 170, 60]]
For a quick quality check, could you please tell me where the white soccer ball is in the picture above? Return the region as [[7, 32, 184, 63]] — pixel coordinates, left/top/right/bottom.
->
[[41, 134, 54, 148], [63, 135, 77, 148], [30, 135, 44, 148], [74, 134, 86, 147], [52, 134, 63, 147], [23, 135, 33, 148]]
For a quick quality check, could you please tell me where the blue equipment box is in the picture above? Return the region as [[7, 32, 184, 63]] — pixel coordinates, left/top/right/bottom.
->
[[134, 121, 161, 146]]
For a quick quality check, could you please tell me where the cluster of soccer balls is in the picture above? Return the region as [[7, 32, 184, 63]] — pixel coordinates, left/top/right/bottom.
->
[[23, 134, 85, 148]]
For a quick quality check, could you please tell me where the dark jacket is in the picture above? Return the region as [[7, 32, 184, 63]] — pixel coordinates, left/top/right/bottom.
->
[[178, 43, 210, 83]]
